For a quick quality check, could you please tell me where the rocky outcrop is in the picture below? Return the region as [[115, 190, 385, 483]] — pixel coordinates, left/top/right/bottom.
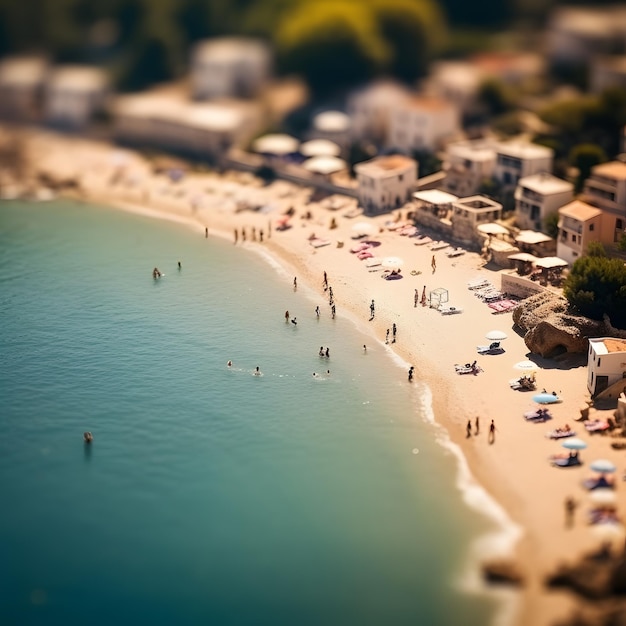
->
[[512, 292, 611, 357]]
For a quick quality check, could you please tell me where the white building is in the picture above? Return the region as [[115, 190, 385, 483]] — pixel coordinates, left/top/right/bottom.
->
[[556, 200, 604, 265], [442, 140, 496, 197], [0, 56, 47, 121], [387, 96, 460, 153], [191, 37, 272, 100], [514, 173, 573, 232], [112, 92, 262, 159], [587, 337, 626, 397], [355, 155, 417, 215], [424, 61, 482, 116], [582, 161, 626, 221], [44, 65, 109, 129], [346, 80, 411, 145], [546, 7, 626, 66], [494, 142, 554, 188], [590, 55, 626, 94]]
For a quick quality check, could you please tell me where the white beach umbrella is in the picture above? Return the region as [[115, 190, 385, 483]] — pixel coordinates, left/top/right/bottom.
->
[[313, 110, 351, 133], [252, 133, 300, 155], [589, 489, 617, 506], [477, 223, 509, 236], [590, 459, 617, 474], [561, 438, 587, 450], [351, 222, 375, 236], [381, 256, 404, 269], [302, 156, 347, 175], [534, 256, 569, 269], [514, 360, 537, 371], [485, 330, 508, 341], [508, 252, 539, 263], [590, 523, 626, 541], [300, 139, 341, 157]]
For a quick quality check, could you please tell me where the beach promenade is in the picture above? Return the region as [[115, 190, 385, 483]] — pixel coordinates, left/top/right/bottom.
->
[[5, 126, 624, 626]]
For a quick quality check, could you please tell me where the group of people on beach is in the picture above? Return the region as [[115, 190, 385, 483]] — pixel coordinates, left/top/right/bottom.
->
[[233, 223, 271, 245]]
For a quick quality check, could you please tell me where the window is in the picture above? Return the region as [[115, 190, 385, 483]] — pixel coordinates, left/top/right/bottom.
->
[[571, 233, 576, 242], [617, 219, 624, 230], [598, 358, 601, 367], [589, 223, 594, 231]]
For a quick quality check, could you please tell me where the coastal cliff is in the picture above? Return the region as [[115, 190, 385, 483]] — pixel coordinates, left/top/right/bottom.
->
[[513, 292, 626, 358]]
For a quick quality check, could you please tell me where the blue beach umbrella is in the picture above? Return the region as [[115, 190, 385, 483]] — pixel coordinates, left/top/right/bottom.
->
[[562, 438, 587, 451], [533, 392, 560, 404], [590, 459, 617, 474]]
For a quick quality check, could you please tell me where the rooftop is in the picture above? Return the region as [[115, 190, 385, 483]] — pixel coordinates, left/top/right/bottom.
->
[[48, 65, 108, 92], [401, 95, 456, 113], [193, 37, 270, 63], [558, 200, 602, 221], [497, 142, 553, 160], [447, 141, 496, 162], [454, 195, 501, 212], [413, 189, 458, 205], [518, 173, 573, 195], [0, 56, 47, 86], [590, 337, 626, 355], [590, 161, 626, 181], [355, 155, 416, 178]]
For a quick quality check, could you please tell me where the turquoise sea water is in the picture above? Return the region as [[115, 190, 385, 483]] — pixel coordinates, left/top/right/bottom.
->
[[0, 200, 498, 626]]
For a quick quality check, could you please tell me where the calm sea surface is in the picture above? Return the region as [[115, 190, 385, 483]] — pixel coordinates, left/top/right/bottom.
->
[[0, 200, 498, 626]]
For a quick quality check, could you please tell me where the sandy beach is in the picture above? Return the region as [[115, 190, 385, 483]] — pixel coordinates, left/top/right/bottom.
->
[[4, 125, 624, 626]]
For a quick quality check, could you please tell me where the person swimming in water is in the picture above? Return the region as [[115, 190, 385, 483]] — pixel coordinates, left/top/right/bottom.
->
[[83, 431, 93, 443], [152, 267, 162, 279], [253, 366, 262, 376], [227, 360, 232, 368]]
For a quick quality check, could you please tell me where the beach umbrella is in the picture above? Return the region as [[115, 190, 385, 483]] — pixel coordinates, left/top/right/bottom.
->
[[485, 330, 508, 341], [382, 256, 404, 269], [313, 110, 351, 133], [514, 360, 537, 371], [590, 489, 617, 506], [507, 252, 539, 263], [591, 523, 625, 541], [477, 223, 509, 236], [302, 156, 347, 175], [351, 222, 375, 237], [300, 139, 341, 157], [533, 392, 560, 404], [561, 438, 587, 451], [253, 134, 299, 156], [590, 459, 617, 474]]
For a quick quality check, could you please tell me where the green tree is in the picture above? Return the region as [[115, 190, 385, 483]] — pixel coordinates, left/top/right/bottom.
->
[[568, 143, 607, 193], [563, 253, 626, 328]]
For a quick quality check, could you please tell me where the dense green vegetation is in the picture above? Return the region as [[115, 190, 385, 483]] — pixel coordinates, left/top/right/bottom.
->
[[1, 0, 624, 96], [563, 243, 626, 328]]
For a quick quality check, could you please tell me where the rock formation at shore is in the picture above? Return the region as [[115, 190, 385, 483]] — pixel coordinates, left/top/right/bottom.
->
[[512, 292, 626, 358]]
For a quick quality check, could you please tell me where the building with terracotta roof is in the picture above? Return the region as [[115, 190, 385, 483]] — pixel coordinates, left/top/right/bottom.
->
[[587, 337, 626, 397], [514, 173, 573, 232], [556, 200, 604, 264], [355, 155, 417, 215]]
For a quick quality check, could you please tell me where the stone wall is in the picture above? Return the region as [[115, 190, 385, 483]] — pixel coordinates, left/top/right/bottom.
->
[[501, 273, 546, 299]]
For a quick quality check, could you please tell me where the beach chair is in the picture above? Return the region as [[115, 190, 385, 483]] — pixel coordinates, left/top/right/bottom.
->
[[430, 241, 450, 251], [476, 341, 503, 355], [467, 277, 490, 290], [445, 247, 465, 258], [413, 236, 433, 246], [439, 306, 463, 315], [309, 238, 331, 248]]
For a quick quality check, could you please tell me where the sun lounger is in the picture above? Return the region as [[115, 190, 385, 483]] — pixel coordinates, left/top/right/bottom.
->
[[524, 409, 552, 421], [350, 242, 371, 253], [582, 476, 614, 490], [439, 306, 463, 315], [454, 363, 481, 375], [546, 429, 575, 439], [489, 299, 517, 313], [398, 226, 418, 236], [309, 238, 331, 248], [413, 235, 433, 246], [467, 278, 490, 290], [357, 250, 374, 259], [585, 419, 610, 432], [365, 257, 381, 267], [445, 247, 465, 257], [552, 455, 582, 467], [476, 342, 503, 354], [430, 241, 450, 251]]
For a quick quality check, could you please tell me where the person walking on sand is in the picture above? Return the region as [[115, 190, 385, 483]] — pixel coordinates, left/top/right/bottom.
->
[[205, 227, 209, 238], [431, 255, 436, 272], [328, 286, 333, 300], [475, 416, 480, 435], [234, 228, 238, 244], [466, 419, 472, 438], [414, 289, 419, 308], [285, 310, 290, 323], [565, 496, 577, 528], [259, 229, 263, 243], [488, 419, 496, 444], [315, 305, 320, 318], [408, 366, 414, 382], [323, 271, 328, 290], [392, 323, 397, 343], [242, 228, 246, 242], [385, 329, 390, 344], [370, 300, 375, 320], [293, 276, 297, 290], [331, 304, 336, 319], [252, 227, 256, 241]]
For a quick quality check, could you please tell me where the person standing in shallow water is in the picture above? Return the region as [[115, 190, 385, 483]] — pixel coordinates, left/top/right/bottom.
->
[[370, 300, 375, 319], [466, 420, 472, 438], [293, 276, 297, 290], [285, 310, 290, 323]]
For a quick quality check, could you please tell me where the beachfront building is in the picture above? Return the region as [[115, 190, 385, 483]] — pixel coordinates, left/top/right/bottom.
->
[[545, 6, 626, 67], [452, 195, 503, 243], [387, 96, 460, 154], [346, 80, 411, 145], [355, 155, 417, 215], [190, 37, 272, 100], [493, 142, 554, 189], [308, 110, 351, 152], [556, 200, 604, 264], [442, 141, 496, 197], [0, 56, 47, 122], [112, 92, 262, 160], [587, 337, 626, 397], [514, 173, 574, 232], [43, 65, 109, 129], [469, 51, 546, 90]]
